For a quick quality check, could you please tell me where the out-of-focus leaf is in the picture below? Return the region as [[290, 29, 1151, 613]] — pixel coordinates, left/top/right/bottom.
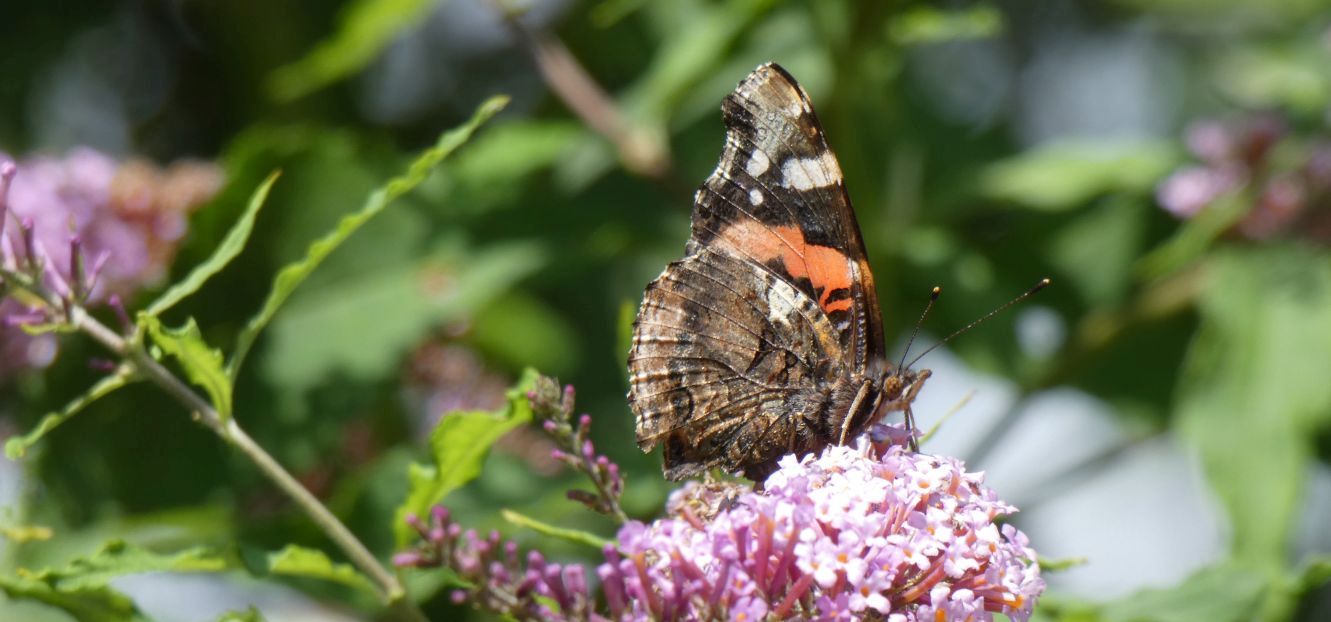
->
[[1100, 564, 1267, 622], [979, 140, 1180, 211], [1037, 556, 1089, 573], [266, 545, 376, 597], [1214, 42, 1331, 112], [268, 0, 436, 101], [500, 509, 609, 549], [1137, 192, 1248, 281], [469, 292, 579, 376], [262, 240, 545, 393], [1177, 248, 1331, 573], [1299, 556, 1331, 593], [146, 172, 280, 317], [5, 369, 136, 459], [142, 315, 232, 421], [216, 607, 267, 622], [1048, 197, 1147, 306], [395, 369, 539, 545], [228, 96, 508, 380], [443, 121, 583, 211], [888, 4, 1003, 45], [0, 540, 228, 622], [0, 525, 53, 542]]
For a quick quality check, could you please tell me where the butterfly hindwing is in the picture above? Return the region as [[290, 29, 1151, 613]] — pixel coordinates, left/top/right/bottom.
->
[[629, 247, 846, 479]]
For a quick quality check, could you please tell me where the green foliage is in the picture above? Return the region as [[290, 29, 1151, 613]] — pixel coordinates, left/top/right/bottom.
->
[[227, 95, 509, 380], [142, 315, 233, 420], [216, 607, 268, 622], [268, 0, 437, 101], [146, 172, 281, 317], [5, 369, 136, 459], [979, 140, 1180, 212], [1099, 564, 1268, 622], [395, 369, 539, 545], [0, 540, 228, 622], [265, 545, 377, 597], [499, 509, 609, 549], [1177, 248, 1331, 576], [888, 4, 1004, 45]]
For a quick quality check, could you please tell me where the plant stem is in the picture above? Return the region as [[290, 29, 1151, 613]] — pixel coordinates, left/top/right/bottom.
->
[[68, 305, 428, 622]]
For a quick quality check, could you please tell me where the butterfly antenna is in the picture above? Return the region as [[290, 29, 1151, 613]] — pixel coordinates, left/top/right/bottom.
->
[[905, 278, 1051, 370], [897, 286, 942, 372]]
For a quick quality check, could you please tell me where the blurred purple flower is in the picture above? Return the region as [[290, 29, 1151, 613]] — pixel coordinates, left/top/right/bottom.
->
[[1158, 112, 1331, 241], [0, 149, 221, 380]]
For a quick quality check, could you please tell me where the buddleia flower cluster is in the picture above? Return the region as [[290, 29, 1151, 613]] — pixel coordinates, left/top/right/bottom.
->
[[0, 149, 222, 380], [398, 389, 1046, 622]]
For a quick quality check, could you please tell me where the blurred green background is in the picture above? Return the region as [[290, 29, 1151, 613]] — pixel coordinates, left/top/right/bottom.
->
[[2, 0, 1331, 620]]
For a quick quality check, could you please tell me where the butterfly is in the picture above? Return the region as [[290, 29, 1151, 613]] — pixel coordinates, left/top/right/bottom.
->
[[628, 63, 929, 481]]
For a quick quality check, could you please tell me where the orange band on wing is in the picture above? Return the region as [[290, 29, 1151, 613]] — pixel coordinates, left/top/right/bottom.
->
[[714, 221, 854, 315]]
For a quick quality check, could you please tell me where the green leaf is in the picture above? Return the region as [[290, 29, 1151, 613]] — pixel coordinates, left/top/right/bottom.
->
[[142, 315, 233, 421], [0, 525, 53, 543], [978, 139, 1180, 211], [1136, 193, 1247, 281], [1177, 247, 1331, 572], [268, 0, 436, 101], [395, 369, 539, 545], [1100, 564, 1267, 622], [888, 4, 1004, 45], [145, 172, 280, 317], [0, 540, 228, 622], [5, 369, 136, 459], [227, 95, 508, 380], [216, 607, 267, 622], [265, 545, 377, 597], [261, 240, 545, 394], [1047, 197, 1148, 307], [1037, 556, 1088, 573], [1298, 556, 1331, 594], [500, 509, 610, 549]]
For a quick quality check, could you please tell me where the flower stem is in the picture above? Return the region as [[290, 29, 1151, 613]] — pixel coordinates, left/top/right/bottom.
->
[[65, 304, 427, 622]]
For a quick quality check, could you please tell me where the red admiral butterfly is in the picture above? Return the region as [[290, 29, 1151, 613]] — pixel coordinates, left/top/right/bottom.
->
[[628, 63, 930, 481]]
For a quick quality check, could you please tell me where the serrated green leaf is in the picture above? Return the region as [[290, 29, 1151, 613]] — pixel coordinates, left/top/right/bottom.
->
[[146, 172, 280, 317], [500, 509, 609, 549], [0, 540, 228, 622], [979, 139, 1180, 211], [5, 369, 136, 459], [1100, 564, 1267, 622], [268, 0, 436, 101], [395, 369, 540, 545], [1177, 247, 1331, 572], [266, 545, 377, 597], [142, 315, 233, 421], [227, 95, 508, 380]]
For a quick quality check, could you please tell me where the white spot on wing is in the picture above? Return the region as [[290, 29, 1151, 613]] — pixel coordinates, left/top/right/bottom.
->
[[746, 150, 770, 177], [780, 151, 842, 191], [749, 188, 764, 205], [766, 278, 799, 327]]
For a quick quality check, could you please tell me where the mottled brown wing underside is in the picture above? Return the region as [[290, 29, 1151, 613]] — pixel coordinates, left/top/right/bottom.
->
[[628, 248, 843, 479]]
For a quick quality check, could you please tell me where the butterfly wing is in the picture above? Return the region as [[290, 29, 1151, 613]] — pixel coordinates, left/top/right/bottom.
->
[[689, 62, 886, 370], [629, 63, 886, 479], [629, 247, 844, 479]]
